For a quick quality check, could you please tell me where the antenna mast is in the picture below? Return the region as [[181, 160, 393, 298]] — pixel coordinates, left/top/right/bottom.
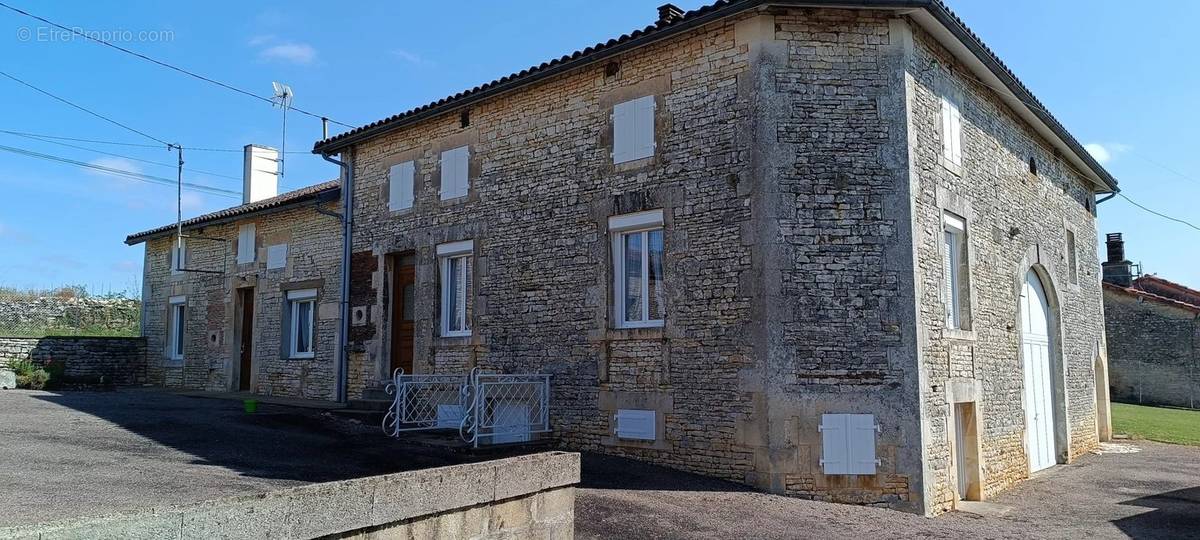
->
[[271, 82, 294, 179]]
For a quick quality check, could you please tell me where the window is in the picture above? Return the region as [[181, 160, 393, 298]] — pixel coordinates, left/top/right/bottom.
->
[[266, 243, 288, 270], [440, 146, 469, 200], [437, 240, 473, 337], [167, 295, 186, 362], [615, 409, 656, 441], [943, 212, 971, 330], [169, 239, 186, 275], [1066, 229, 1078, 285], [286, 289, 316, 358], [610, 210, 665, 328], [940, 94, 963, 167], [613, 95, 656, 164], [388, 161, 415, 211], [237, 224, 256, 264], [1028, 156, 1038, 176], [820, 414, 879, 475]]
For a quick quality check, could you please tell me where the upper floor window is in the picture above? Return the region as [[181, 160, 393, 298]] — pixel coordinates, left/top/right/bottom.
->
[[389, 160, 415, 211], [237, 224, 256, 264], [440, 146, 469, 200], [437, 240, 473, 337], [286, 289, 316, 359], [613, 95, 656, 164], [266, 243, 288, 270], [610, 210, 665, 328], [943, 211, 971, 330], [170, 239, 187, 275], [940, 94, 963, 167], [167, 295, 186, 361]]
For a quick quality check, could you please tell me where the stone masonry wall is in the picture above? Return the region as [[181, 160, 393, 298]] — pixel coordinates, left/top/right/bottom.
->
[[1104, 289, 1200, 408], [907, 25, 1105, 512], [140, 201, 342, 400], [0, 336, 147, 385]]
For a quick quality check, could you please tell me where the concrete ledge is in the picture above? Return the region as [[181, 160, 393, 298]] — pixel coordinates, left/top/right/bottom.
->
[[0, 451, 580, 540]]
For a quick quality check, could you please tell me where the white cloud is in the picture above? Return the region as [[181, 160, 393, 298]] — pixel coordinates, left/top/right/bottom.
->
[[180, 191, 206, 213], [87, 157, 145, 189], [258, 42, 317, 65], [248, 34, 276, 47], [392, 49, 434, 66], [1084, 142, 1131, 165]]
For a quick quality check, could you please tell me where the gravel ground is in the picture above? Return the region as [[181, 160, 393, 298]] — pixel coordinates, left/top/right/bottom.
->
[[0, 388, 483, 527], [577, 441, 1200, 539]]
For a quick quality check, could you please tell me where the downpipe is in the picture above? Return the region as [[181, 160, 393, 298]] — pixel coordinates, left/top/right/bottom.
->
[[322, 150, 353, 404]]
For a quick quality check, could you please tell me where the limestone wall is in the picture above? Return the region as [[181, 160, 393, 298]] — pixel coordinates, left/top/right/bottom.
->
[[1104, 289, 1200, 408], [0, 336, 147, 385], [0, 452, 579, 540]]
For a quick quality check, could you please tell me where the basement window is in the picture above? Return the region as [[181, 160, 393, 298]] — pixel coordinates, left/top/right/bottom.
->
[[943, 211, 971, 330], [437, 240, 474, 338], [610, 210, 665, 329], [440, 145, 469, 200], [389, 160, 415, 211], [820, 414, 879, 475], [613, 96, 656, 164], [286, 289, 316, 359], [167, 295, 186, 362]]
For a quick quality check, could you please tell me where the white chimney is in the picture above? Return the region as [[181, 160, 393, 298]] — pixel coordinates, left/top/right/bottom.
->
[[242, 144, 280, 204]]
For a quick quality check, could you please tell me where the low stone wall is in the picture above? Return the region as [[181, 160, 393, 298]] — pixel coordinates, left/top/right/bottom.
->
[[0, 451, 579, 540], [0, 337, 147, 386]]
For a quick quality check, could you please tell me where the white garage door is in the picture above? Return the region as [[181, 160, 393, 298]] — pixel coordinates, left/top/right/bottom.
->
[[1021, 269, 1056, 472]]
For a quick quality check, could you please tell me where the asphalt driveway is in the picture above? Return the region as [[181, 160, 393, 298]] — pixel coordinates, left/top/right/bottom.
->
[[0, 388, 482, 527], [577, 441, 1200, 539]]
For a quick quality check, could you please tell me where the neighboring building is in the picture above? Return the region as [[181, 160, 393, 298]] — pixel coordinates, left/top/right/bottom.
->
[[1102, 233, 1200, 409], [126, 145, 342, 400], [307, 1, 1117, 515]]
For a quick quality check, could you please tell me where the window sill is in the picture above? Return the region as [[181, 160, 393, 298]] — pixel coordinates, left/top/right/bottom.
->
[[387, 206, 415, 215], [438, 193, 469, 204], [605, 325, 665, 341], [938, 156, 963, 177], [942, 328, 977, 342], [289, 353, 315, 360]]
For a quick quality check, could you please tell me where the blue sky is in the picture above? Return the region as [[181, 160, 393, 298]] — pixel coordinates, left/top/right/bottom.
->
[[0, 1, 1196, 295]]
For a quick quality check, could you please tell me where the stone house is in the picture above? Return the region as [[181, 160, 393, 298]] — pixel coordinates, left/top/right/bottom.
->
[[126, 145, 344, 400], [1102, 233, 1200, 409], [305, 0, 1117, 514]]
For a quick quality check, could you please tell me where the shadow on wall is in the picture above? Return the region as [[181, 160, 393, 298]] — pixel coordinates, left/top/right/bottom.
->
[[27, 389, 506, 483], [1112, 486, 1200, 539]]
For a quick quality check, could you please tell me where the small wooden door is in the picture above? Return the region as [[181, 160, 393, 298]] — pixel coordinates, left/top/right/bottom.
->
[[238, 288, 255, 391], [390, 258, 416, 376]]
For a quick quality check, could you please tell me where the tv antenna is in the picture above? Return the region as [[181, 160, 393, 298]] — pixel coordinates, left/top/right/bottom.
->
[[271, 81, 293, 178]]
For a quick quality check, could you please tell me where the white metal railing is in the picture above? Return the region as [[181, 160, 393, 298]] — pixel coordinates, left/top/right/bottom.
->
[[381, 367, 551, 447]]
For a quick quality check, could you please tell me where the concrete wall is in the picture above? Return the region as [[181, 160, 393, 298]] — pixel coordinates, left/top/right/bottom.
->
[[0, 337, 147, 386], [140, 201, 342, 400], [0, 451, 578, 540], [905, 23, 1105, 512], [1104, 288, 1200, 408]]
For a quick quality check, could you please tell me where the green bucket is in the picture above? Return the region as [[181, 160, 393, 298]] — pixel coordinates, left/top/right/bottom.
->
[[243, 399, 258, 413]]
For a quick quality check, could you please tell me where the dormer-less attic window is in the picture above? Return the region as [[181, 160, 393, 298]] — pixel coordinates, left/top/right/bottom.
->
[[1028, 156, 1038, 176]]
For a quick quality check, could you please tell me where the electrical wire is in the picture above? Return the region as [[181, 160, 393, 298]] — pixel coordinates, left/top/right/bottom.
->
[[0, 142, 241, 198], [0, 1, 355, 130], [1118, 193, 1200, 233], [0, 129, 311, 154], [0, 70, 172, 148], [1, 130, 242, 182]]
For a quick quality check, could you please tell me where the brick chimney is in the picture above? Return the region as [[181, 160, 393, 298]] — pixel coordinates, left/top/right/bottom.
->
[[1101, 232, 1133, 287], [242, 144, 280, 204], [657, 3, 684, 25]]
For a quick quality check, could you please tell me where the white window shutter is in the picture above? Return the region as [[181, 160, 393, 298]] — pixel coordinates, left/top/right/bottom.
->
[[441, 147, 468, 200], [169, 247, 177, 273], [389, 161, 415, 210], [440, 149, 453, 199], [848, 414, 879, 474], [635, 96, 656, 160], [237, 224, 256, 264], [456, 147, 469, 198], [950, 104, 963, 165], [941, 97, 954, 162], [944, 231, 956, 327], [266, 244, 288, 270], [820, 414, 849, 475], [616, 409, 656, 440], [613, 100, 633, 164]]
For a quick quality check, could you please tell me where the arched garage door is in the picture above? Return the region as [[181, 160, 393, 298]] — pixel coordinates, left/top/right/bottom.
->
[[1021, 269, 1057, 472]]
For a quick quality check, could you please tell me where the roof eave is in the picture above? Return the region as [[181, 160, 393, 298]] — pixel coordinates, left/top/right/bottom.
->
[[124, 188, 340, 246]]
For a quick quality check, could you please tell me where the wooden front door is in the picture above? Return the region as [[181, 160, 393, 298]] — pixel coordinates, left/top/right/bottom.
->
[[390, 258, 416, 376], [238, 288, 255, 391]]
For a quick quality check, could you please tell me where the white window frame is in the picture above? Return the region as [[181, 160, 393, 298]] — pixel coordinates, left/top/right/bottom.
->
[[437, 240, 474, 338], [943, 212, 969, 330], [440, 146, 469, 200], [237, 224, 256, 264], [286, 289, 316, 359], [389, 160, 416, 211], [167, 295, 186, 362], [940, 93, 963, 167], [613, 95, 656, 164], [170, 239, 186, 275], [609, 210, 665, 329]]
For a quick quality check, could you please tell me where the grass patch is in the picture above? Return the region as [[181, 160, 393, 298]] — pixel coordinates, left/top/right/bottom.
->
[[1112, 402, 1200, 446]]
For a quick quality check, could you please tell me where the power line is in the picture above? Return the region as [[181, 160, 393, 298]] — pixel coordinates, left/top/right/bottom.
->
[[0, 142, 240, 198], [1, 129, 242, 182], [0, 70, 173, 148], [0, 129, 310, 154], [1118, 193, 1200, 233], [0, 1, 355, 130]]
